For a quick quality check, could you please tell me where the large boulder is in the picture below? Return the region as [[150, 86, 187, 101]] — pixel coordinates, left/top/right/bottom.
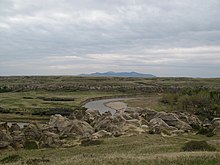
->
[[156, 112, 192, 132], [69, 108, 87, 120], [82, 109, 101, 125], [60, 120, 94, 138], [139, 108, 158, 121], [9, 130, 25, 150], [49, 114, 71, 132], [9, 123, 21, 132], [94, 113, 126, 136], [149, 117, 177, 134], [0, 141, 10, 150], [176, 112, 202, 129], [0, 122, 9, 131], [23, 123, 42, 140], [40, 131, 62, 148], [0, 130, 12, 142]]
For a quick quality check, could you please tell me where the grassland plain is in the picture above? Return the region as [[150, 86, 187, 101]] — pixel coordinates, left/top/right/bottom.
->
[[1, 76, 220, 165], [0, 134, 220, 165]]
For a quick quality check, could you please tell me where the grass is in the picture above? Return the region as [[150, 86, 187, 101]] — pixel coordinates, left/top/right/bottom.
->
[[1, 77, 220, 164], [124, 94, 163, 110], [0, 91, 124, 110], [182, 140, 216, 151], [0, 134, 220, 165], [0, 90, 126, 121]]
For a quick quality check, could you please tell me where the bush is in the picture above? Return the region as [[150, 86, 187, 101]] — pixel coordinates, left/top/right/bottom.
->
[[80, 139, 104, 146], [0, 155, 22, 164], [182, 140, 216, 151], [197, 127, 214, 137], [24, 140, 39, 150]]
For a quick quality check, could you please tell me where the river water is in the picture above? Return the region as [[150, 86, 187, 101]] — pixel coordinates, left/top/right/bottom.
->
[[1, 98, 129, 127], [83, 98, 128, 115]]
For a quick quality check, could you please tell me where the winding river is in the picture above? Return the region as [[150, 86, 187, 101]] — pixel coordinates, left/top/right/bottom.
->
[[83, 98, 129, 115], [1, 98, 130, 127]]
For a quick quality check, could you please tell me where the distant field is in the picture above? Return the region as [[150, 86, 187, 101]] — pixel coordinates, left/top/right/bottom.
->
[[0, 76, 220, 122]]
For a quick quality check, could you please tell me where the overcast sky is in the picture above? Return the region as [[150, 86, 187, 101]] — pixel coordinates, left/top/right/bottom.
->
[[0, 0, 220, 77]]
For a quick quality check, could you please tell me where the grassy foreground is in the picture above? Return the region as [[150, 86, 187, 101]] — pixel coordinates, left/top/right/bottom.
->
[[0, 134, 220, 165]]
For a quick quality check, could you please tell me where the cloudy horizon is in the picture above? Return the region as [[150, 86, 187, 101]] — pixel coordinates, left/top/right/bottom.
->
[[0, 0, 220, 77]]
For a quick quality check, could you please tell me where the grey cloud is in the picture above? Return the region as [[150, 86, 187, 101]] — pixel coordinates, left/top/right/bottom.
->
[[0, 0, 220, 77]]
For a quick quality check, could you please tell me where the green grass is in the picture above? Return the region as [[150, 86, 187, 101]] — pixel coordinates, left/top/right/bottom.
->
[[0, 90, 126, 121], [1, 76, 220, 164], [0, 134, 220, 165]]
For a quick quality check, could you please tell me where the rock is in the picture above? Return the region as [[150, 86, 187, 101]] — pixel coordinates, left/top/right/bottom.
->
[[149, 124, 161, 134], [0, 130, 12, 142], [40, 131, 62, 148], [49, 114, 71, 132], [122, 124, 145, 135], [11, 133, 25, 150], [83, 109, 101, 125], [156, 112, 179, 126], [125, 119, 141, 127], [130, 112, 140, 120], [212, 118, 220, 134], [177, 112, 202, 129], [121, 113, 133, 120], [149, 118, 177, 134], [141, 125, 149, 132], [9, 123, 21, 132], [156, 112, 192, 131], [23, 124, 42, 140], [0, 141, 10, 150], [0, 122, 9, 131], [94, 114, 125, 136], [69, 108, 86, 120], [202, 118, 212, 128], [60, 120, 94, 138], [139, 118, 149, 126], [92, 130, 112, 138], [140, 108, 158, 121]]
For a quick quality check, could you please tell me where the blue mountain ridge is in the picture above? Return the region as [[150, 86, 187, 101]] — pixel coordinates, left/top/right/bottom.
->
[[79, 71, 156, 78]]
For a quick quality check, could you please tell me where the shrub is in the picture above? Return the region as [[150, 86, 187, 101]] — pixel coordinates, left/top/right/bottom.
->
[[182, 140, 216, 151], [0, 155, 22, 164], [197, 127, 214, 137], [80, 139, 104, 146], [24, 140, 39, 150]]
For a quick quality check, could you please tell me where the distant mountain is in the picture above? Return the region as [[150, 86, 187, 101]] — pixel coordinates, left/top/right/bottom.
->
[[78, 71, 156, 78]]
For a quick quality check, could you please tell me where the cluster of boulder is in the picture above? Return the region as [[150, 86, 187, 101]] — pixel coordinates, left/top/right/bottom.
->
[[1, 106, 220, 150]]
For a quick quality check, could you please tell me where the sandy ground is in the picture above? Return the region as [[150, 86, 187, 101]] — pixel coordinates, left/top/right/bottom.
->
[[105, 101, 127, 111]]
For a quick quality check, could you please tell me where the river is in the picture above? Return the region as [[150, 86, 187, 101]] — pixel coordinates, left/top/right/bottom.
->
[[1, 98, 129, 127], [83, 98, 129, 115]]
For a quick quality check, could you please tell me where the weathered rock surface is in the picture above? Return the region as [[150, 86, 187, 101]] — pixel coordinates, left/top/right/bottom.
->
[[9, 123, 21, 132], [60, 119, 94, 138], [1, 104, 204, 150], [49, 114, 71, 132], [212, 118, 220, 134], [92, 130, 112, 139], [0, 141, 10, 150], [155, 112, 192, 131]]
